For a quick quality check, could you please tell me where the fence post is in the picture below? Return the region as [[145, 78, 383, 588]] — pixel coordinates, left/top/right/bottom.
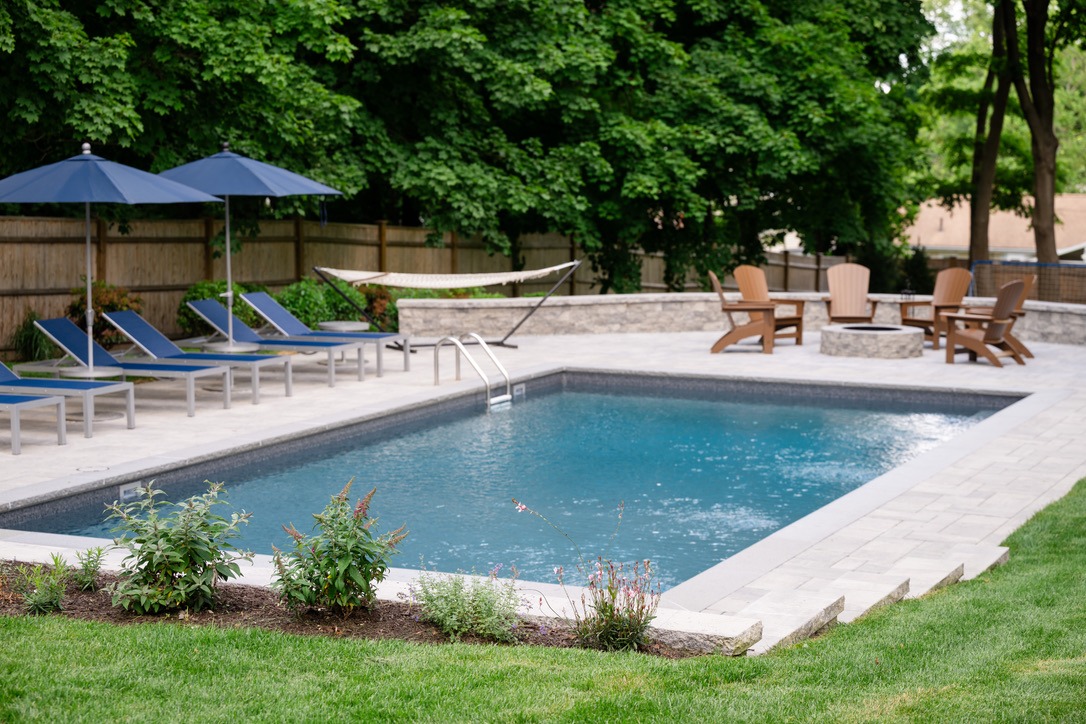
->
[[569, 233, 577, 295], [378, 219, 388, 272], [294, 216, 305, 281], [203, 217, 215, 280], [450, 231, 458, 274], [95, 217, 108, 286], [815, 253, 823, 293], [783, 250, 790, 291]]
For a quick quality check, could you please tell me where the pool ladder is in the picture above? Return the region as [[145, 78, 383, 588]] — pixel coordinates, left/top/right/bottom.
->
[[434, 333, 512, 409]]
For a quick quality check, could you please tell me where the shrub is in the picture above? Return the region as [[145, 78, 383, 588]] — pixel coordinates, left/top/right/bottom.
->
[[408, 564, 523, 643], [9, 308, 57, 362], [14, 554, 69, 615], [272, 480, 406, 617], [512, 498, 661, 652], [73, 546, 105, 592], [67, 280, 142, 349], [177, 280, 268, 337], [106, 482, 252, 614], [275, 278, 331, 329], [323, 278, 374, 326], [558, 558, 659, 651]]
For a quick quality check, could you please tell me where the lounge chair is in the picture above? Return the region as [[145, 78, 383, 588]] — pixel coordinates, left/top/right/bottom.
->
[[240, 291, 410, 375], [0, 393, 66, 454], [825, 263, 878, 323], [898, 267, 973, 350], [35, 317, 231, 415], [944, 279, 1026, 367], [964, 274, 1036, 359], [708, 268, 804, 354], [0, 360, 134, 438], [186, 299, 367, 386], [104, 310, 292, 404]]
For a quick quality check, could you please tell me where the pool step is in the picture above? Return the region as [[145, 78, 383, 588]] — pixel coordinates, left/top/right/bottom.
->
[[738, 590, 845, 654], [651, 608, 763, 656], [798, 571, 911, 623]]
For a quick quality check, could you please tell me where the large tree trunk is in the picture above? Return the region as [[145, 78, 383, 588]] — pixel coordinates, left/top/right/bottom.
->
[[969, 6, 1012, 267], [1003, 0, 1061, 270]]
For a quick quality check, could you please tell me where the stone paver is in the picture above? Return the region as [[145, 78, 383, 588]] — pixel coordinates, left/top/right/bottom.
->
[[1, 329, 1083, 653]]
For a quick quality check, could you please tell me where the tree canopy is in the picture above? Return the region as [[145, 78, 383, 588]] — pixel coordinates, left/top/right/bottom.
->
[[1, 0, 934, 291]]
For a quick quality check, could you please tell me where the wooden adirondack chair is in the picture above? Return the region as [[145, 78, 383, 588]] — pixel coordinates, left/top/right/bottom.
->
[[898, 267, 973, 350], [825, 263, 877, 323], [944, 279, 1026, 367], [708, 267, 804, 354], [964, 274, 1036, 359]]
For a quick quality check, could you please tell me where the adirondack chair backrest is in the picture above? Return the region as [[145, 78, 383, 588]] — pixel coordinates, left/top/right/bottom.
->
[[826, 263, 871, 318], [733, 265, 772, 323], [984, 279, 1024, 343], [932, 267, 972, 307]]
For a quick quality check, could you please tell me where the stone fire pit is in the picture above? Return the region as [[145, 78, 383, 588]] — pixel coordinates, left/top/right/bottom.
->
[[820, 324, 923, 359]]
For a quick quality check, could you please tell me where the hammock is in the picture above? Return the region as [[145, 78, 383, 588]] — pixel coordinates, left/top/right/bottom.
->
[[316, 260, 578, 289]]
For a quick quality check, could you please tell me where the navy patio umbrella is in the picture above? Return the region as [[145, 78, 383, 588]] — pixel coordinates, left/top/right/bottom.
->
[[160, 143, 342, 349], [0, 143, 222, 373]]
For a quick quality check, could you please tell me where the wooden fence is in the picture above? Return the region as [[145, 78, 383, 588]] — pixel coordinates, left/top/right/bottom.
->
[[0, 215, 843, 354]]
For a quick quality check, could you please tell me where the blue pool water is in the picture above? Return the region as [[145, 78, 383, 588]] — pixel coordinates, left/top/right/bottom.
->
[[49, 387, 993, 589]]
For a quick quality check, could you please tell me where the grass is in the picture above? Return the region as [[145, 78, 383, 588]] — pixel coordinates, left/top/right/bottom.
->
[[3, 479, 1086, 722]]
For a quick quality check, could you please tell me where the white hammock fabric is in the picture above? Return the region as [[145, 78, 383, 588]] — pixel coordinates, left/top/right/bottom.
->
[[317, 261, 578, 289]]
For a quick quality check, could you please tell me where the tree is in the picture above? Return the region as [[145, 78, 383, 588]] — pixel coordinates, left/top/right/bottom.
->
[[0, 0, 364, 202]]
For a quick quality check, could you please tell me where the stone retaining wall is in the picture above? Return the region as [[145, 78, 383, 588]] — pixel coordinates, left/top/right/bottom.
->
[[398, 293, 1086, 346]]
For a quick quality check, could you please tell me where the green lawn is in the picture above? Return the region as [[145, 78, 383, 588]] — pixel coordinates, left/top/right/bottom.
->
[[3, 479, 1085, 722]]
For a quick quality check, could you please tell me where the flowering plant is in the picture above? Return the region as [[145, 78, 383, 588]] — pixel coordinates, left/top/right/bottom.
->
[[405, 563, 525, 643], [512, 498, 660, 651]]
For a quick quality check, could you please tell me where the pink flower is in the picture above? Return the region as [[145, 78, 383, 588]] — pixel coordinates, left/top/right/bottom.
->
[[515, 503, 527, 513]]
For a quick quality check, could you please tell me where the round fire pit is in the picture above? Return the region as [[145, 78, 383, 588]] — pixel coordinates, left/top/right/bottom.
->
[[820, 324, 923, 359]]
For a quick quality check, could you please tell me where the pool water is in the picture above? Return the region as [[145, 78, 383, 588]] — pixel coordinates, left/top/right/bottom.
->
[[51, 389, 991, 589]]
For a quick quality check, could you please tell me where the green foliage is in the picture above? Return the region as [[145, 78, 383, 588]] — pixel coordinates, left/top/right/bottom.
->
[[106, 482, 253, 614], [272, 480, 406, 617], [73, 547, 105, 592], [275, 278, 331, 329], [323, 277, 374, 324], [67, 280, 142, 349], [407, 564, 523, 643], [177, 280, 268, 337], [12, 554, 69, 615], [8, 308, 56, 362]]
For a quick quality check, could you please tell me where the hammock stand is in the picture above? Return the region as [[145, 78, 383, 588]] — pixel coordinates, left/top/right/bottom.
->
[[313, 258, 582, 349]]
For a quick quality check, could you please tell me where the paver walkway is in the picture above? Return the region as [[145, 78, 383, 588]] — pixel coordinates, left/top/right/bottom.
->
[[3, 331, 1084, 652]]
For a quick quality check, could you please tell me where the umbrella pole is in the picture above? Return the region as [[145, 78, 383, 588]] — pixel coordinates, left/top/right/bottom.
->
[[224, 195, 234, 346], [85, 202, 94, 374]]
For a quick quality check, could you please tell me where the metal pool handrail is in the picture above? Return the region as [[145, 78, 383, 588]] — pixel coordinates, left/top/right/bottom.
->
[[433, 333, 512, 409]]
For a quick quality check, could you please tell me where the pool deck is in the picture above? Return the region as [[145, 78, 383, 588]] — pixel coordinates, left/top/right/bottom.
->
[[2, 330, 1084, 654]]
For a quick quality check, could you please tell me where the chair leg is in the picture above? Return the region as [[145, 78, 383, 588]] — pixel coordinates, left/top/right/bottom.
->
[[1005, 331, 1034, 359]]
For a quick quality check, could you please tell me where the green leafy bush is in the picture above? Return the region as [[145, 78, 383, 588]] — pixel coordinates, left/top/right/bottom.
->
[[275, 278, 331, 329], [73, 546, 105, 592], [408, 564, 523, 643], [67, 280, 142, 348], [323, 277, 373, 325], [106, 482, 253, 614], [272, 480, 406, 617], [177, 280, 268, 337], [9, 308, 57, 362], [13, 554, 69, 615]]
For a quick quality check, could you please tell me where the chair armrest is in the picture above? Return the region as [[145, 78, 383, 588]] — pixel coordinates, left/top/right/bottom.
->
[[898, 300, 929, 314], [722, 302, 777, 312], [770, 298, 805, 314]]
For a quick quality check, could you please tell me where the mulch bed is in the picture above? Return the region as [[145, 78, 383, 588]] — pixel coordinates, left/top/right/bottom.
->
[[0, 567, 695, 659]]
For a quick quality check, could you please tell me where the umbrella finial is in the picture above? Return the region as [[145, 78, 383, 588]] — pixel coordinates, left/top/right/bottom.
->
[[81, 143, 91, 155], [221, 141, 230, 152]]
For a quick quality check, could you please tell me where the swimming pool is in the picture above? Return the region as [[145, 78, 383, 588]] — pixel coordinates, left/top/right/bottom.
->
[[21, 375, 1008, 589]]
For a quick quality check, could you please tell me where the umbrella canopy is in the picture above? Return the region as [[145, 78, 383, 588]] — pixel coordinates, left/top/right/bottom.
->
[[0, 143, 222, 371], [159, 143, 342, 348]]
